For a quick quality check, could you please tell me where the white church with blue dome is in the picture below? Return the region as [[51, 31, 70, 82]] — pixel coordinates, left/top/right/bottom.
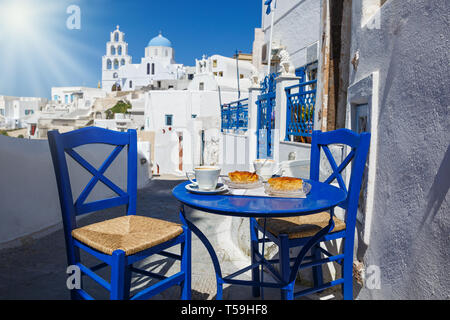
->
[[102, 26, 186, 92]]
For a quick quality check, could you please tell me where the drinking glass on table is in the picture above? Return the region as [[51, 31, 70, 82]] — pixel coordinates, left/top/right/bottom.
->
[[253, 159, 276, 181]]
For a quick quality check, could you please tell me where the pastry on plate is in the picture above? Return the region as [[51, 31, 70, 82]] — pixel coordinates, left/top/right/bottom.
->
[[228, 171, 259, 183], [267, 177, 303, 191]]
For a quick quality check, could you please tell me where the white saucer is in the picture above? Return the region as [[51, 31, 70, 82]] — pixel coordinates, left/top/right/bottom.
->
[[185, 183, 228, 195]]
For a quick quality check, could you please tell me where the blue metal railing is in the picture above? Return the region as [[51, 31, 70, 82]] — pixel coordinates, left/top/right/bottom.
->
[[221, 98, 249, 132], [285, 79, 317, 140], [260, 73, 277, 95], [256, 73, 278, 159]]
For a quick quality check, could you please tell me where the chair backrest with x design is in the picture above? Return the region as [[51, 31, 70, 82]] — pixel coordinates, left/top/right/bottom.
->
[[309, 129, 370, 233], [48, 127, 137, 237]]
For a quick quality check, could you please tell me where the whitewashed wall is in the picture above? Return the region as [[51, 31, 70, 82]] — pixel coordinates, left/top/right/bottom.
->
[[218, 133, 252, 174], [145, 90, 247, 174], [0, 135, 151, 248], [348, 0, 450, 299], [145, 90, 241, 131], [261, 0, 321, 69], [278, 141, 310, 165]]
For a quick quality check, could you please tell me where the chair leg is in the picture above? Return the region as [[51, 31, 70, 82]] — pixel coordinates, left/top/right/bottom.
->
[[70, 289, 81, 300], [68, 243, 82, 300], [279, 235, 293, 300], [250, 218, 260, 298], [216, 280, 223, 300], [312, 244, 324, 289], [181, 228, 192, 300], [110, 250, 126, 300], [123, 264, 132, 299], [342, 257, 353, 300], [283, 282, 295, 300]]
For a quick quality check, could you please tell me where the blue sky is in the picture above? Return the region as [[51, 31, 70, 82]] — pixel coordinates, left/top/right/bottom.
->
[[0, 0, 262, 98]]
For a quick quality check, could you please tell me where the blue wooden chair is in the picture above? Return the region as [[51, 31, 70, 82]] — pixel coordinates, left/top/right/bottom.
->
[[250, 128, 370, 300], [47, 127, 191, 300]]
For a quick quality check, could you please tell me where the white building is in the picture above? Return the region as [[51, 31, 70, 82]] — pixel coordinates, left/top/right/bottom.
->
[[51, 86, 106, 109], [188, 54, 254, 93], [140, 51, 255, 175], [0, 96, 48, 129], [24, 86, 108, 139], [260, 0, 321, 73], [143, 89, 244, 175], [94, 113, 134, 132], [99, 26, 260, 176], [102, 26, 187, 92]]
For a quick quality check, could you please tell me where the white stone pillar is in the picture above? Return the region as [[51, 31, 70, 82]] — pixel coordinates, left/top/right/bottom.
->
[[274, 75, 299, 163], [247, 86, 261, 169]]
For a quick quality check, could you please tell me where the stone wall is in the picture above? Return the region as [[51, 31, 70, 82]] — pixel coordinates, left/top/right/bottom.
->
[[0, 135, 151, 248]]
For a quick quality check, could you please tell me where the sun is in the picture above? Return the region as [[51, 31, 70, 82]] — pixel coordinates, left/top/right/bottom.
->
[[0, 0, 36, 35], [0, 0, 102, 98]]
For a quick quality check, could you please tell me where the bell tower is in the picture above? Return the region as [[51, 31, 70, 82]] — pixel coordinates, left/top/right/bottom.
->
[[102, 26, 132, 92]]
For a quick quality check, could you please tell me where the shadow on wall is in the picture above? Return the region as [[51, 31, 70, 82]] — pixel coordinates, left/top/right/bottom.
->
[[0, 135, 151, 248], [420, 143, 450, 229]]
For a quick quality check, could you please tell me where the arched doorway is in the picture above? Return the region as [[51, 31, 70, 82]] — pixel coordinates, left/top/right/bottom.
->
[[112, 83, 122, 92]]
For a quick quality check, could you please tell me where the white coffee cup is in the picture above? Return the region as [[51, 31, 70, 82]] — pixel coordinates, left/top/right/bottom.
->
[[186, 166, 221, 190], [253, 159, 277, 181]]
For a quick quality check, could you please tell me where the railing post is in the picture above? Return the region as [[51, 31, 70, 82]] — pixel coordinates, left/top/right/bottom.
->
[[220, 105, 224, 132], [274, 74, 299, 163], [243, 101, 249, 132], [248, 86, 260, 169], [227, 104, 232, 132], [285, 87, 292, 142], [236, 101, 241, 132]]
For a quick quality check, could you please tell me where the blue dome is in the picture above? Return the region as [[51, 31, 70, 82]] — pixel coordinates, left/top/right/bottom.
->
[[147, 33, 172, 47]]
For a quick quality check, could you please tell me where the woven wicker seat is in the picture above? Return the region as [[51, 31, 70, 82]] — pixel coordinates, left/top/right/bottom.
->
[[256, 212, 346, 239], [72, 215, 183, 256]]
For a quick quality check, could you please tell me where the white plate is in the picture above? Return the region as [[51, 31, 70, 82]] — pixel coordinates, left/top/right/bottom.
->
[[185, 183, 228, 195], [222, 177, 263, 189], [264, 181, 312, 198]]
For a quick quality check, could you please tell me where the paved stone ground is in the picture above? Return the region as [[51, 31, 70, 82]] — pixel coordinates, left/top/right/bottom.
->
[[0, 175, 343, 300]]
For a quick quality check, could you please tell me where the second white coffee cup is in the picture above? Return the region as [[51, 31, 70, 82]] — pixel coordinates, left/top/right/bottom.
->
[[253, 159, 276, 181]]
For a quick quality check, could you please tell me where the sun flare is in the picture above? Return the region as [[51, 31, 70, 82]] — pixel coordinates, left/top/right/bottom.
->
[[0, 0, 101, 98], [1, 1, 36, 35]]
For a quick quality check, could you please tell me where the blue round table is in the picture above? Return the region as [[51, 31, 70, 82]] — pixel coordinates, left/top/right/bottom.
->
[[172, 179, 346, 299]]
